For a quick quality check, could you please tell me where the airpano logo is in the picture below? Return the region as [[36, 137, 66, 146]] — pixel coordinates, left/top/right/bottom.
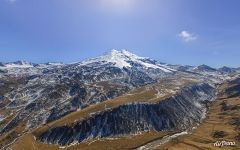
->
[[213, 141, 236, 147]]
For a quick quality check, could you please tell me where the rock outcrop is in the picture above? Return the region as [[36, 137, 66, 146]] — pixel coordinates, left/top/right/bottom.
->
[[38, 83, 216, 146]]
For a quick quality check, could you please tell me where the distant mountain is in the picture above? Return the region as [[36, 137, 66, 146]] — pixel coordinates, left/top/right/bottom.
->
[[218, 66, 236, 74], [0, 50, 236, 77], [0, 62, 4, 67], [3, 60, 34, 68], [168, 64, 194, 72], [193, 64, 217, 72], [0, 49, 237, 82]]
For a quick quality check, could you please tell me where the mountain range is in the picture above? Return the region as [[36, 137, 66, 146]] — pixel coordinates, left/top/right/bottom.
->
[[0, 49, 239, 149]]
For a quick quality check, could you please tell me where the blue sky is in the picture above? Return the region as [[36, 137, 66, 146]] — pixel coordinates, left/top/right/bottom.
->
[[0, 0, 240, 67]]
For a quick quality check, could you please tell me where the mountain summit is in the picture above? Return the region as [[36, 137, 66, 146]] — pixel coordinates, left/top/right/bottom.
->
[[80, 49, 174, 73]]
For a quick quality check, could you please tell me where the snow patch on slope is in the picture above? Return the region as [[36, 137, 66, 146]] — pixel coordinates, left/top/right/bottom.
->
[[0, 61, 33, 69]]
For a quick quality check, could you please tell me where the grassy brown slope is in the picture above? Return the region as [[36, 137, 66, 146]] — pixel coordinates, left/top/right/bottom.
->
[[33, 76, 195, 136], [7, 75, 199, 150], [156, 82, 240, 150], [10, 131, 177, 150]]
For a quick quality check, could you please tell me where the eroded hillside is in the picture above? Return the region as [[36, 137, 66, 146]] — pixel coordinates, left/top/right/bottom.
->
[[0, 50, 239, 150]]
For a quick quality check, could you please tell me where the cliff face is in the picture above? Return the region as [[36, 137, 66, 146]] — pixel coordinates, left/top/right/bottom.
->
[[37, 83, 216, 146]]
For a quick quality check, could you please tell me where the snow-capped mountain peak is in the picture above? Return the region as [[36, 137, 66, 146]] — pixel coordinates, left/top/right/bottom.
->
[[1, 61, 34, 68], [80, 49, 174, 72]]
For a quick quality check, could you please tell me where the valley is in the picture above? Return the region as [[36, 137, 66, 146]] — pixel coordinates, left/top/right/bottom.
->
[[0, 50, 239, 150]]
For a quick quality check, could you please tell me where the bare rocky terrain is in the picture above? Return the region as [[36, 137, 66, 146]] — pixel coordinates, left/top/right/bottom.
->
[[0, 50, 239, 150]]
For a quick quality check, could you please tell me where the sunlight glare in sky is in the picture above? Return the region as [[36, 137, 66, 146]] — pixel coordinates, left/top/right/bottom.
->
[[98, 0, 137, 14]]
